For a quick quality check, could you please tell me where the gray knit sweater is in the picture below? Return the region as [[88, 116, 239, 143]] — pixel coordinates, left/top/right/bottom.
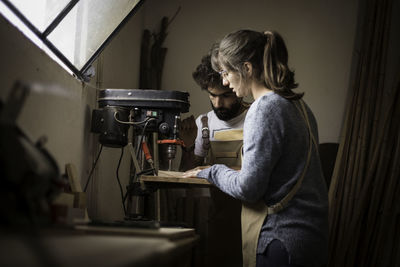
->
[[198, 92, 328, 267]]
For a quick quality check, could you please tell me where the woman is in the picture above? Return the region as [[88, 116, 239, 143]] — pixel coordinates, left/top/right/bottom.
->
[[183, 30, 328, 267]]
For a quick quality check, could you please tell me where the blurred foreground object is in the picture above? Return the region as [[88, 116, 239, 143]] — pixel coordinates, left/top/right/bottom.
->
[[0, 81, 62, 227]]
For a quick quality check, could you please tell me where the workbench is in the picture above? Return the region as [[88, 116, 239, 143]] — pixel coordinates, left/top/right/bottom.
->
[[137, 170, 212, 223], [0, 225, 198, 267]]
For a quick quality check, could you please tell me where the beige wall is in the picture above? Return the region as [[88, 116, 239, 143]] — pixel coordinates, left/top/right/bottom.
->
[[90, 7, 145, 220], [0, 6, 145, 221], [0, 0, 360, 221], [143, 0, 360, 143], [0, 15, 97, 193]]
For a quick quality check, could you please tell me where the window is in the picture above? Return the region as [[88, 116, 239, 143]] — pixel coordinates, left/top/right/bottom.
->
[[0, 0, 145, 81]]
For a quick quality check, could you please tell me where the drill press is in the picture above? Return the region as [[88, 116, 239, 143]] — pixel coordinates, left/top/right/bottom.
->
[[91, 88, 190, 223]]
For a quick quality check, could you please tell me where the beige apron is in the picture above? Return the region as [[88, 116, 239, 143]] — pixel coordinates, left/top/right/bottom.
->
[[241, 100, 318, 267], [206, 128, 245, 266], [208, 128, 244, 168]]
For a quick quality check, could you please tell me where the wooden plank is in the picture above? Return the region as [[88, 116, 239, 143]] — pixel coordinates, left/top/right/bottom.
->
[[53, 192, 75, 207], [73, 192, 87, 209], [65, 163, 90, 223], [66, 163, 82, 192], [140, 170, 211, 185], [158, 170, 189, 177]]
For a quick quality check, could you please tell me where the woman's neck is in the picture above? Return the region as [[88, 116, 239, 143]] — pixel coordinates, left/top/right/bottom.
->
[[251, 81, 273, 100]]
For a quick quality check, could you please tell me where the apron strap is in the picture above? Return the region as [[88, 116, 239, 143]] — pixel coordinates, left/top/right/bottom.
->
[[201, 115, 210, 151], [267, 100, 318, 214]]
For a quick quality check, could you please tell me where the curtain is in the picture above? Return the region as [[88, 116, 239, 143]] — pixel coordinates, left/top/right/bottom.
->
[[327, 0, 400, 266]]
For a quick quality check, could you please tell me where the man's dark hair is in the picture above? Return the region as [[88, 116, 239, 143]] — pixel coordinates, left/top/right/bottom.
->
[[192, 55, 227, 91]]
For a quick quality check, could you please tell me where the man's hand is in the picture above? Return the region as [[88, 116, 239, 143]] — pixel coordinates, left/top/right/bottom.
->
[[180, 115, 197, 148], [182, 165, 211, 178]]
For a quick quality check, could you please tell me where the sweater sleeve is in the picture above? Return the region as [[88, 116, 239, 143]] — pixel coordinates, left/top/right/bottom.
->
[[198, 97, 284, 202]]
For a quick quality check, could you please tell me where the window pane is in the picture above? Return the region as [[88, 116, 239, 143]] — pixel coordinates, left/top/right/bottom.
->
[[47, 0, 141, 71], [0, 1, 73, 74], [8, 0, 71, 31]]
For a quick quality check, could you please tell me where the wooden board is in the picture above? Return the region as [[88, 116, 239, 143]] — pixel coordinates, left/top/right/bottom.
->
[[66, 163, 82, 192], [139, 170, 212, 186]]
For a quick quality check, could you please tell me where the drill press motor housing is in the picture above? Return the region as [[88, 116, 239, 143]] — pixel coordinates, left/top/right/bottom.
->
[[91, 88, 190, 166]]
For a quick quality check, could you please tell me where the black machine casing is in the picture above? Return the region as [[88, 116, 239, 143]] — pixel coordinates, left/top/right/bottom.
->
[[91, 89, 190, 147]]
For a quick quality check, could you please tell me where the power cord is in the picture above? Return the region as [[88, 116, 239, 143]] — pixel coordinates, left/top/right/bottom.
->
[[136, 118, 155, 158], [83, 144, 126, 215], [116, 147, 127, 215], [123, 118, 156, 208], [84, 144, 103, 192], [84, 118, 155, 215]]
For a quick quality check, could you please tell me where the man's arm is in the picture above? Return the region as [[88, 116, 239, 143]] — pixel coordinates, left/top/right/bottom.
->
[[179, 115, 205, 171]]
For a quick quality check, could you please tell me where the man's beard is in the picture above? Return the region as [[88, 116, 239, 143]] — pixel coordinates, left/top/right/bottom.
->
[[211, 100, 242, 121]]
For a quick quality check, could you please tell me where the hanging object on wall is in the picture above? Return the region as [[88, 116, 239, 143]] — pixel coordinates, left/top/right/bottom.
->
[[139, 7, 181, 90]]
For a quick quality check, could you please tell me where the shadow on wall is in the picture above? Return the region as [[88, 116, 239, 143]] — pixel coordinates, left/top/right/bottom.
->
[[319, 143, 339, 189]]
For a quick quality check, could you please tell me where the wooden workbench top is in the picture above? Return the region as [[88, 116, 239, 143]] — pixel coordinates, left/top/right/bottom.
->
[[75, 225, 196, 240], [0, 226, 198, 267]]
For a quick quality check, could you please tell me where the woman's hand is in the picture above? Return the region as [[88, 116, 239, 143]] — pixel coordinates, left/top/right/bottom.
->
[[182, 165, 211, 178]]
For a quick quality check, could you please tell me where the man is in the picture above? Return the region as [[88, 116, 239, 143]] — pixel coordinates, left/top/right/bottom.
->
[[179, 54, 250, 267], [179, 54, 249, 171]]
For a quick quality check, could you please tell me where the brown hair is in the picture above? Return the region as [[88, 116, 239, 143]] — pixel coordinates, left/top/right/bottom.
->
[[212, 30, 303, 100], [192, 52, 229, 91]]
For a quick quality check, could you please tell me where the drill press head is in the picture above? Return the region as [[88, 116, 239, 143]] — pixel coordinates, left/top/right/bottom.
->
[[91, 89, 190, 156]]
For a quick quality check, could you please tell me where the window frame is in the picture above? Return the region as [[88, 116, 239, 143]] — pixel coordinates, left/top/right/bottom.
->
[[1, 0, 145, 81]]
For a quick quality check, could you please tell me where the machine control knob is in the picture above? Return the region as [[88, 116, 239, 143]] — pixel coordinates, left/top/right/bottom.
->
[[159, 122, 170, 135]]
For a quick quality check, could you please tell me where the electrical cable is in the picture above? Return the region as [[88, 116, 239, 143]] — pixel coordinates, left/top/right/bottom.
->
[[133, 118, 155, 174], [135, 118, 156, 179], [84, 144, 103, 192], [122, 118, 156, 215], [123, 118, 155, 205], [123, 189, 129, 203], [114, 112, 150, 125], [136, 118, 155, 158], [116, 147, 127, 215]]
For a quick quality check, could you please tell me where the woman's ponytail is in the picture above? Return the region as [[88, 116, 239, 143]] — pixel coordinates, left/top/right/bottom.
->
[[262, 31, 302, 100]]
